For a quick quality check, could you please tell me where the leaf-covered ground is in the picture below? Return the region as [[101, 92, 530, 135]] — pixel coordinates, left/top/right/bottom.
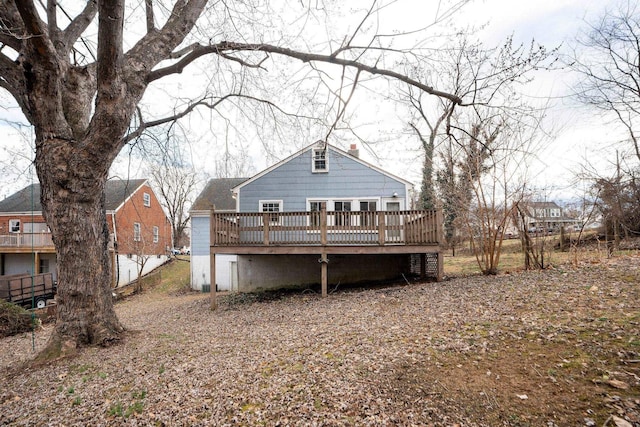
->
[[1, 255, 639, 426]]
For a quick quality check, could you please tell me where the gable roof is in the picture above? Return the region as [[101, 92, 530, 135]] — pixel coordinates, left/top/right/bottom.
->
[[191, 178, 248, 212], [233, 142, 413, 192], [0, 179, 148, 214], [527, 201, 561, 209]]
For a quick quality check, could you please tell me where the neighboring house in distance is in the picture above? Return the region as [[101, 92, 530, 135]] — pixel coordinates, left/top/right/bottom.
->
[[522, 201, 581, 232], [192, 141, 444, 295], [0, 178, 172, 287], [190, 177, 247, 291]]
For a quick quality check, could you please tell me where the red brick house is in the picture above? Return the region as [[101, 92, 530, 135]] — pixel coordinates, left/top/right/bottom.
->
[[0, 179, 172, 287]]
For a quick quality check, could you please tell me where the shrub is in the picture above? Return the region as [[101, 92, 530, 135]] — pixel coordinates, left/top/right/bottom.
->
[[0, 300, 36, 338]]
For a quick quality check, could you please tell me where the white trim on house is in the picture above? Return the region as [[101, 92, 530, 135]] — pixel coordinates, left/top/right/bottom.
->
[[304, 196, 407, 228], [0, 212, 44, 217], [311, 144, 329, 173], [259, 199, 284, 225]]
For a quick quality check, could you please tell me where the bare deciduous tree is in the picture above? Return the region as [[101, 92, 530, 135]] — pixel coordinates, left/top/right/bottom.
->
[[571, 1, 640, 162], [405, 35, 556, 259], [0, 0, 473, 357], [150, 162, 199, 249]]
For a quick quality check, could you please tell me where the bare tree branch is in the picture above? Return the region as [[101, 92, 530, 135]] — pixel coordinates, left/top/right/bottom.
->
[[60, 0, 97, 56], [46, 0, 58, 46], [124, 92, 316, 144], [0, 2, 26, 50], [144, 0, 155, 33], [148, 41, 464, 105], [14, 0, 55, 59]]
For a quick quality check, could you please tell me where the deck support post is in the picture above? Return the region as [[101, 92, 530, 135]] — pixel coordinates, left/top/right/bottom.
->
[[437, 251, 444, 282], [210, 207, 217, 310], [34, 252, 40, 275], [210, 252, 217, 310], [420, 253, 426, 280], [319, 251, 328, 297]]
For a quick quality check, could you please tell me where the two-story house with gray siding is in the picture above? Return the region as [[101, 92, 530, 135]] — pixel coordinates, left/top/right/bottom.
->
[[193, 141, 443, 299]]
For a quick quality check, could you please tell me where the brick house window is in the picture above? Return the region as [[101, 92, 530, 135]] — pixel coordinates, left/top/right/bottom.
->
[[133, 223, 141, 241], [153, 226, 159, 243], [143, 193, 151, 207], [9, 219, 20, 233]]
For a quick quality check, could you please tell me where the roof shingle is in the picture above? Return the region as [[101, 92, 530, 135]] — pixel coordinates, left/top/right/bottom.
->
[[0, 179, 147, 213]]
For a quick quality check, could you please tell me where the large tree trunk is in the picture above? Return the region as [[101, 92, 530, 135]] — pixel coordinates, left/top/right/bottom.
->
[[35, 139, 124, 358]]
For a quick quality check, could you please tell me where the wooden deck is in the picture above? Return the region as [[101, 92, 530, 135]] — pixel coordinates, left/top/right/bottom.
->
[[0, 233, 55, 253], [209, 207, 444, 308], [210, 208, 442, 251]]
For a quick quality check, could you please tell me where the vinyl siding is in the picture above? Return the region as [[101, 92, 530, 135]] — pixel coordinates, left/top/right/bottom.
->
[[191, 216, 210, 256], [238, 148, 407, 212]]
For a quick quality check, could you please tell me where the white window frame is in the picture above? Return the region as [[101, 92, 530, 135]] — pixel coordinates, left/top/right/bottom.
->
[[311, 148, 328, 173], [308, 200, 327, 227], [143, 192, 151, 207], [306, 197, 388, 230], [333, 200, 352, 226], [9, 219, 20, 233], [152, 226, 159, 243], [259, 200, 283, 225], [359, 200, 377, 227], [133, 222, 141, 241]]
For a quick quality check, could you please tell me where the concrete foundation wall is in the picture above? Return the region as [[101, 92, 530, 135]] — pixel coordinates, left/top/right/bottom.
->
[[191, 254, 237, 291], [237, 254, 408, 292]]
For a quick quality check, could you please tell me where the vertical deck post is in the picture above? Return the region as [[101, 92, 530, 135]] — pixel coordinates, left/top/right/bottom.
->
[[320, 203, 327, 245], [210, 253, 217, 309], [210, 207, 217, 310], [320, 251, 328, 297], [263, 213, 270, 245], [320, 203, 328, 297], [377, 211, 386, 245], [34, 252, 40, 275], [436, 209, 444, 281], [420, 253, 426, 280]]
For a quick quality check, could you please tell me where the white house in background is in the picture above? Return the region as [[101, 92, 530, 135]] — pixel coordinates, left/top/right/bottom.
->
[[191, 142, 444, 294], [190, 178, 247, 291], [522, 201, 581, 232]]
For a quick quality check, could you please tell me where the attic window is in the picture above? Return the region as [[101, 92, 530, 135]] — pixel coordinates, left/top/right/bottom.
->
[[143, 192, 151, 207], [312, 148, 328, 173]]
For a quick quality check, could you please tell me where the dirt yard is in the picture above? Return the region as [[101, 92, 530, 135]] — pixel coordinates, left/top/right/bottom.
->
[[1, 256, 639, 426]]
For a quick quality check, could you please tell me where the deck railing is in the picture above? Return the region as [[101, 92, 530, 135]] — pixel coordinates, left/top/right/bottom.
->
[[211, 209, 442, 246], [0, 233, 54, 248]]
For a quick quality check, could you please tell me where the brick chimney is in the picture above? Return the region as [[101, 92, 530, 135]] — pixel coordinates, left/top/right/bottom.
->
[[347, 143, 359, 158]]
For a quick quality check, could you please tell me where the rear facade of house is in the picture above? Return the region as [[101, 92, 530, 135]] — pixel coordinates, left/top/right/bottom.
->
[[193, 142, 443, 293]]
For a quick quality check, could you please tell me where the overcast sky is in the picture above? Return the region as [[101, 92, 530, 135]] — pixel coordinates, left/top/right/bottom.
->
[[0, 0, 624, 202]]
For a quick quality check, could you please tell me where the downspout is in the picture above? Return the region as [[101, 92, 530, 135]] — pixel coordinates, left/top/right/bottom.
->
[[111, 212, 120, 287]]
